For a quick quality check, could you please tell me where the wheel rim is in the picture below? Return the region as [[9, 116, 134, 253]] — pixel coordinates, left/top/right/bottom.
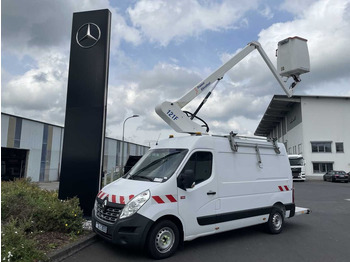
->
[[272, 213, 282, 231], [155, 227, 175, 254]]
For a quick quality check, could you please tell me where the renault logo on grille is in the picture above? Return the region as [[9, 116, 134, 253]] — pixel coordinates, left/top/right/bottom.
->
[[102, 198, 108, 211], [76, 23, 101, 48]]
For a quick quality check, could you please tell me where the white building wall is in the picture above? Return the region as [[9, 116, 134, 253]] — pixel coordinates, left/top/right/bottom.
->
[[285, 123, 303, 155], [20, 120, 44, 182], [1, 114, 9, 146], [301, 97, 350, 176]]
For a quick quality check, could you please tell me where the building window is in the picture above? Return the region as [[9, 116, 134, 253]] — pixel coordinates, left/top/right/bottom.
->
[[313, 162, 333, 173], [311, 142, 332, 153], [336, 142, 344, 153], [14, 118, 22, 148], [298, 144, 302, 154], [282, 118, 287, 135]]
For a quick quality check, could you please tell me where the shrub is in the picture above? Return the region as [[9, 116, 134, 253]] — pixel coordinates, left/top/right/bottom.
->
[[2, 179, 83, 234], [1, 179, 84, 261], [1, 219, 44, 262]]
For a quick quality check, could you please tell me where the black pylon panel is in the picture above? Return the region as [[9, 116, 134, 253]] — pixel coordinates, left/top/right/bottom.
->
[[59, 9, 111, 216]]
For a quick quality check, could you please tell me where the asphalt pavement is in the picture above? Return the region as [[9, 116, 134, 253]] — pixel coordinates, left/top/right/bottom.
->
[[62, 181, 350, 262]]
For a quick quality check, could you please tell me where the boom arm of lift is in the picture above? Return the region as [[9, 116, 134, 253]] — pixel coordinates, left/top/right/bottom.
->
[[155, 41, 303, 134]]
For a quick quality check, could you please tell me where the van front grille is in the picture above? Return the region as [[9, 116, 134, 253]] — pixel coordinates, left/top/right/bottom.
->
[[96, 202, 123, 223]]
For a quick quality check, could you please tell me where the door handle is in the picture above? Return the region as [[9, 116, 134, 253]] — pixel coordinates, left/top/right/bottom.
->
[[207, 191, 216, 195]]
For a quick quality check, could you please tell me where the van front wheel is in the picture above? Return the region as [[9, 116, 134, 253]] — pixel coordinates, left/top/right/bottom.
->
[[266, 207, 284, 234], [146, 220, 180, 259]]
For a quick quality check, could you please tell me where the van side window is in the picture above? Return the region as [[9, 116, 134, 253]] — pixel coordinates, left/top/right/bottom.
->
[[182, 152, 213, 185]]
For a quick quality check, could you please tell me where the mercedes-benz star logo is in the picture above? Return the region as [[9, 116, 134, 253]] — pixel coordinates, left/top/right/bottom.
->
[[76, 23, 101, 48]]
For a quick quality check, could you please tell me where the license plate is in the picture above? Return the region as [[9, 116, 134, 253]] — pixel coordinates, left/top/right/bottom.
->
[[95, 222, 107, 233]]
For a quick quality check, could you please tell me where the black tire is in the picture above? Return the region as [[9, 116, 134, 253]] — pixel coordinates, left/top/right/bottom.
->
[[146, 220, 180, 259], [266, 207, 284, 234]]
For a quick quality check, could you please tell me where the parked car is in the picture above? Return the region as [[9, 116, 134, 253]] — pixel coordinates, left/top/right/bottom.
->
[[348, 172, 350, 182], [323, 171, 349, 183]]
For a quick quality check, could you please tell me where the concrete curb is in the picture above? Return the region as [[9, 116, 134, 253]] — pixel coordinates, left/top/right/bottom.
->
[[47, 232, 98, 262]]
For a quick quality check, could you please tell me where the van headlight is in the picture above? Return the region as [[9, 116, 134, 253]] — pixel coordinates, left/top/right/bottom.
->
[[94, 199, 98, 216], [119, 190, 150, 219]]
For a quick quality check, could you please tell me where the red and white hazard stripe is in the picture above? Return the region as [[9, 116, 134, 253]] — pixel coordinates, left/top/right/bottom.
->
[[97, 191, 135, 204], [152, 195, 177, 204], [278, 185, 290, 191], [97, 191, 107, 199], [97, 191, 177, 204]]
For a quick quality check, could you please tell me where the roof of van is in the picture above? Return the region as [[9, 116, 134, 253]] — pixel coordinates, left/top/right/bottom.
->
[[154, 134, 286, 155]]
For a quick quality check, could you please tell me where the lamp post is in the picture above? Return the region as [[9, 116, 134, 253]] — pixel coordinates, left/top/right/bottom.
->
[[120, 114, 139, 176]]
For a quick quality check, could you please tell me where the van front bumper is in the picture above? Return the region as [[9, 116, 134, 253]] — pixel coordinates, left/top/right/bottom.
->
[[92, 210, 153, 247]]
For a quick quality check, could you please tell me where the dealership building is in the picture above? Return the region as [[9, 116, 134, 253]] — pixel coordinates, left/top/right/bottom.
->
[[1, 113, 149, 182], [255, 95, 350, 179], [2, 95, 349, 182]]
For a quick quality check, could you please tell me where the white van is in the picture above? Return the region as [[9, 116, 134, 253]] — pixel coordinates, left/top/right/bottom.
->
[[92, 133, 310, 259]]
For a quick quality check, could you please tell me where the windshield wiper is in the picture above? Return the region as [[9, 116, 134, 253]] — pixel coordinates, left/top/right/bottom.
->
[[131, 175, 154, 182]]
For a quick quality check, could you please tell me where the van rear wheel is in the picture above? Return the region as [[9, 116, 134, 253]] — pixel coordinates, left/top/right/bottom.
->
[[266, 207, 284, 234], [146, 220, 179, 259]]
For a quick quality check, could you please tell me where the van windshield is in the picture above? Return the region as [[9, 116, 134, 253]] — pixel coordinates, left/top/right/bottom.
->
[[289, 157, 303, 166], [125, 149, 188, 182]]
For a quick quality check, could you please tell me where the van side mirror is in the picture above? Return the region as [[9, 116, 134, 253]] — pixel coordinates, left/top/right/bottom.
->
[[177, 169, 195, 190]]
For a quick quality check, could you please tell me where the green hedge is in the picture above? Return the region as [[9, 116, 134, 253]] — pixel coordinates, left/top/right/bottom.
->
[[1, 179, 84, 261]]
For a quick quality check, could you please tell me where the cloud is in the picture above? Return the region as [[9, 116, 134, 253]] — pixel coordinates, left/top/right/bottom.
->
[[259, 5, 274, 20], [106, 63, 202, 130], [106, 0, 350, 140], [2, 0, 350, 145], [2, 0, 142, 125], [220, 0, 350, 99], [110, 11, 142, 53], [127, 0, 259, 46], [2, 0, 141, 58], [1, 52, 68, 124], [259, 0, 350, 92], [104, 60, 271, 139], [279, 0, 319, 16]]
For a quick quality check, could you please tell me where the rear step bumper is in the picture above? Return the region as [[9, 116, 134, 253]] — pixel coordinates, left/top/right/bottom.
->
[[294, 206, 311, 216]]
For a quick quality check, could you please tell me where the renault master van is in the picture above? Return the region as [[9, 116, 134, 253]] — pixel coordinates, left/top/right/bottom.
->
[[92, 133, 310, 259]]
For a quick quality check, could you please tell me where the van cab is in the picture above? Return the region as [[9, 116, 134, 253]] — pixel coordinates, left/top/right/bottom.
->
[[288, 154, 306, 181], [92, 134, 307, 259]]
